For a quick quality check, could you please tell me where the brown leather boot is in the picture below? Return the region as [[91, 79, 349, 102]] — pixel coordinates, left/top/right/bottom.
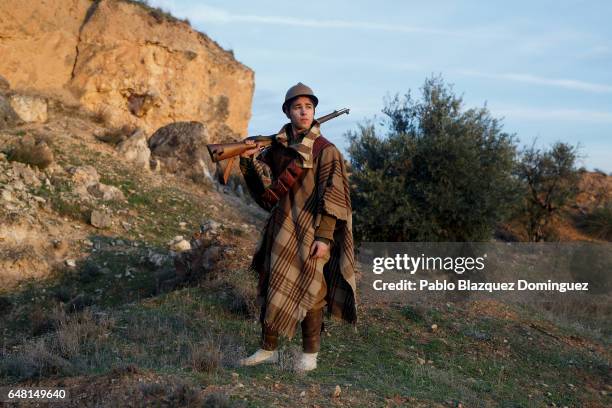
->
[[301, 308, 324, 353], [261, 323, 278, 351]]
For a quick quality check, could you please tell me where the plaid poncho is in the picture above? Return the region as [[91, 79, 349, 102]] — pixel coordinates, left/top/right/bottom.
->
[[240, 121, 357, 338]]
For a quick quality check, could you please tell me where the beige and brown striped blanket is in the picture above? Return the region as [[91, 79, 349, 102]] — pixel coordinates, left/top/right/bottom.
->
[[245, 122, 357, 338]]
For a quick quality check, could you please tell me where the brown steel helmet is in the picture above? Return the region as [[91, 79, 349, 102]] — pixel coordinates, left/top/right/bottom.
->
[[282, 82, 319, 113]]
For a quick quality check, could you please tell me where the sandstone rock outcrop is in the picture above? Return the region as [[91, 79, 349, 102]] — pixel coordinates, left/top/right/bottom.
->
[[0, 0, 254, 140], [9, 94, 48, 123]]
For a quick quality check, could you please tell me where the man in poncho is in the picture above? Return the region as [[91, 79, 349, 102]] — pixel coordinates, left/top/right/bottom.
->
[[238, 83, 357, 371]]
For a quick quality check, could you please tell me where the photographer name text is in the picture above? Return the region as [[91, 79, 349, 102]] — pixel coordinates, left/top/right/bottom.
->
[[372, 279, 589, 292]]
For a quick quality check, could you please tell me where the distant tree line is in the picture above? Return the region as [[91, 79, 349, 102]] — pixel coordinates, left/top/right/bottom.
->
[[346, 76, 582, 243]]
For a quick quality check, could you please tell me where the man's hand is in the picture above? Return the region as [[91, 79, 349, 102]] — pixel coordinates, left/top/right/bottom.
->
[[310, 240, 330, 259], [240, 139, 262, 158]]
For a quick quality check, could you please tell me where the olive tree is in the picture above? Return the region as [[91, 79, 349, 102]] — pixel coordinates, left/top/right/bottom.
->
[[347, 76, 519, 243]]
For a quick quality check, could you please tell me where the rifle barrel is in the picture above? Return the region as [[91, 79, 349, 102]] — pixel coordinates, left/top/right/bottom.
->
[[207, 108, 350, 164], [317, 108, 350, 124]]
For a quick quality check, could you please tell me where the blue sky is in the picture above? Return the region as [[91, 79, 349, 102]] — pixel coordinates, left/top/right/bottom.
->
[[149, 0, 611, 172]]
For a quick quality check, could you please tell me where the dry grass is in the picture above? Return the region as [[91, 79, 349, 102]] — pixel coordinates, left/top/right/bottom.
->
[[188, 340, 222, 373], [91, 106, 111, 126], [0, 307, 115, 380], [53, 309, 116, 358], [0, 338, 75, 381]]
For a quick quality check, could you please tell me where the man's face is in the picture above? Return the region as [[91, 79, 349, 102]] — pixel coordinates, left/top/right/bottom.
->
[[287, 96, 315, 133]]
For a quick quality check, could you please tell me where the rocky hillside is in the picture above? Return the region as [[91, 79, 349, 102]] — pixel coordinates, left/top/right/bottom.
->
[[0, 88, 260, 290], [0, 88, 610, 406], [0, 0, 253, 139], [0, 3, 609, 406]]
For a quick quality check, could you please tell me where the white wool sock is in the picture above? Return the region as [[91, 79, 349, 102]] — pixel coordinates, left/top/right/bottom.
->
[[295, 352, 318, 372], [239, 348, 279, 366]]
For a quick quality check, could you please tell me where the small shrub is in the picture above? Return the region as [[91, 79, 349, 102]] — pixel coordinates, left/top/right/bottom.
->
[[78, 262, 104, 284], [7, 134, 54, 169], [91, 106, 111, 125], [122, 0, 184, 25], [582, 204, 612, 241], [139, 382, 166, 397], [95, 125, 135, 145], [514, 142, 580, 242], [348, 76, 518, 242]]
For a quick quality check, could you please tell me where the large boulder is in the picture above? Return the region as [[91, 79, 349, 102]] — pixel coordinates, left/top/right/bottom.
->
[[117, 129, 151, 171], [9, 95, 48, 123], [148, 121, 214, 181]]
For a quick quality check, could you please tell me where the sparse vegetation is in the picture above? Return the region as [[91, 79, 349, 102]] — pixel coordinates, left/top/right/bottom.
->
[[122, 0, 191, 26]]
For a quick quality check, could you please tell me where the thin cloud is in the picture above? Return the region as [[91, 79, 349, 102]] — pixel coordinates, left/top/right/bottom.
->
[[241, 47, 423, 71], [492, 107, 612, 123], [458, 70, 612, 94], [157, 3, 468, 37]]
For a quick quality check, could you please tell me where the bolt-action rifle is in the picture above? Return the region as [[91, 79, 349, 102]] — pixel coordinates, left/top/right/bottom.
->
[[206, 108, 349, 184]]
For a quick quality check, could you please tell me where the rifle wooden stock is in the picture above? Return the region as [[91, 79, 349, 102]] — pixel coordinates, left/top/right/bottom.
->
[[206, 136, 275, 163], [207, 108, 349, 184]]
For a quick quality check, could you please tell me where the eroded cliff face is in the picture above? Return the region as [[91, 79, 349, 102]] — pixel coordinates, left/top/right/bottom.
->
[[0, 0, 254, 139]]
